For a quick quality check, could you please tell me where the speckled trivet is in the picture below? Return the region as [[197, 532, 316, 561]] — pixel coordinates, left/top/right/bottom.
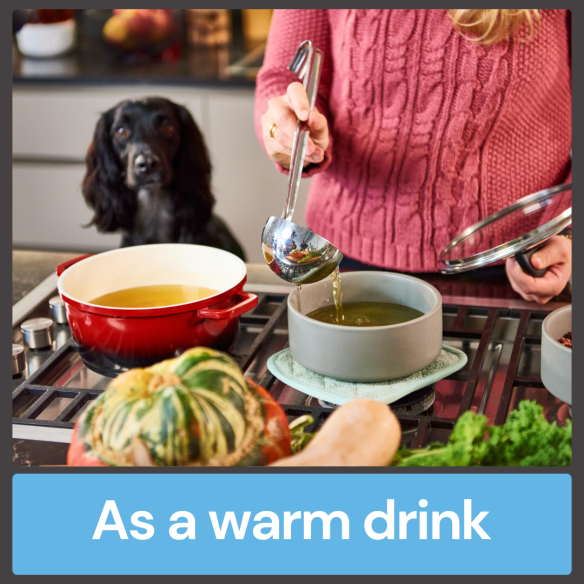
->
[[267, 346, 467, 406]]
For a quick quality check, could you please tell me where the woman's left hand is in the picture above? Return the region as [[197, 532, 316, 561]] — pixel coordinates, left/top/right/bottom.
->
[[505, 235, 572, 304]]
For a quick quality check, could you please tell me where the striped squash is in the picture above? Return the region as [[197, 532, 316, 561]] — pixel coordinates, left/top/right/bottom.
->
[[67, 347, 291, 466]]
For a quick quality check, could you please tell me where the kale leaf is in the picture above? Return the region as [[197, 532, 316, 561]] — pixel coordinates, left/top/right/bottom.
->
[[391, 401, 571, 467]]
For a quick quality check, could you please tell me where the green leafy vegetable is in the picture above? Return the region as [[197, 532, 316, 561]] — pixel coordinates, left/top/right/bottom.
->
[[296, 250, 321, 263], [289, 414, 316, 453], [391, 401, 571, 467], [289, 401, 571, 466]]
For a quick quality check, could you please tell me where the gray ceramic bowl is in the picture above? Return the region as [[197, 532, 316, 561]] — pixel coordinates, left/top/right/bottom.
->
[[541, 305, 572, 405], [288, 271, 443, 382]]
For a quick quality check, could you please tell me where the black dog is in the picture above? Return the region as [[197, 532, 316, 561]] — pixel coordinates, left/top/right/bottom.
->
[[82, 97, 246, 260]]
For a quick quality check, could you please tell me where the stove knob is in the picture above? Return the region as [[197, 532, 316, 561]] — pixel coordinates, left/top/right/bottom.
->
[[12, 343, 25, 377], [49, 295, 68, 324], [20, 317, 54, 350]]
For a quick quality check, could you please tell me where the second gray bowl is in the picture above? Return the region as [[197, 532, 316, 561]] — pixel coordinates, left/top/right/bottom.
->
[[541, 304, 572, 405], [288, 271, 443, 382]]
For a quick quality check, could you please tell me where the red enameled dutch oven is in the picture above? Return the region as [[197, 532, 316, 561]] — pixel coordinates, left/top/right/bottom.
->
[[56, 244, 258, 375]]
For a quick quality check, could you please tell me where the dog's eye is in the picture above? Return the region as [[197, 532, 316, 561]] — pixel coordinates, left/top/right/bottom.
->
[[159, 120, 176, 137], [115, 126, 129, 139]]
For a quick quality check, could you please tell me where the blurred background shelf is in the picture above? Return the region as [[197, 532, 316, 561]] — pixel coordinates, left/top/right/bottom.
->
[[13, 9, 264, 87]]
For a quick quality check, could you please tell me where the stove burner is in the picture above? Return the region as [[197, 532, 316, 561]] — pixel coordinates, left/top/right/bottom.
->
[[306, 384, 437, 416], [315, 399, 335, 409], [427, 387, 446, 418], [391, 385, 436, 416], [545, 402, 571, 427]]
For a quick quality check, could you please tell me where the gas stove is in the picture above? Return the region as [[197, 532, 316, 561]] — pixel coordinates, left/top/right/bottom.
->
[[12, 280, 570, 465]]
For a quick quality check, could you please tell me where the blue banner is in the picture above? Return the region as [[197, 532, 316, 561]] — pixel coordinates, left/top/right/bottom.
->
[[13, 473, 570, 575]]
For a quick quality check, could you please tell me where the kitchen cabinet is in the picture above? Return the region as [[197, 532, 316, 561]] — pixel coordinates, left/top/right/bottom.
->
[[13, 86, 205, 160], [13, 162, 121, 251], [13, 85, 311, 262]]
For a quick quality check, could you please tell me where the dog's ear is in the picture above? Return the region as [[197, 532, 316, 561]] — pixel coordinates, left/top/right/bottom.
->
[[172, 104, 215, 228], [82, 109, 135, 232]]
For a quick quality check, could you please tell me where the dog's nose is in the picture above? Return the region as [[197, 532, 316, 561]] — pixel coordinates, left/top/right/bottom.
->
[[134, 153, 161, 175]]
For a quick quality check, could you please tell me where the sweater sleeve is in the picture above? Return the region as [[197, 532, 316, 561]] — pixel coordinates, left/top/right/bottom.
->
[[254, 9, 334, 177]]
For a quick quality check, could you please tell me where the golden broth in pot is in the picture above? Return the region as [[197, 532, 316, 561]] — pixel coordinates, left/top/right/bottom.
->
[[90, 284, 218, 309]]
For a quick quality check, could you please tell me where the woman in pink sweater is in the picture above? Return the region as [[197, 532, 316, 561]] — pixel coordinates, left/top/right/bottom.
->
[[255, 9, 571, 304]]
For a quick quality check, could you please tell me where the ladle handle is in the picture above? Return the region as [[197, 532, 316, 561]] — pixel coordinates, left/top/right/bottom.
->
[[515, 243, 547, 278], [282, 49, 322, 222]]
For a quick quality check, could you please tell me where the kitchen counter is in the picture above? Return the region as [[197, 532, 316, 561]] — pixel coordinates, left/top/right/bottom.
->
[[12, 249, 80, 305]]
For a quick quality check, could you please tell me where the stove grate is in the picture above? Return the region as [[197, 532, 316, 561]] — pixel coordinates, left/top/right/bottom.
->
[[12, 292, 563, 450]]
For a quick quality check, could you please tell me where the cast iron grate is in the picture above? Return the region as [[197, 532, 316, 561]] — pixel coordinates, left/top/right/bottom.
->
[[12, 293, 551, 448]]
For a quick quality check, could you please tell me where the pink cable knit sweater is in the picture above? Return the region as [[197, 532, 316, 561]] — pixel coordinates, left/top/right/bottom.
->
[[254, 9, 572, 272]]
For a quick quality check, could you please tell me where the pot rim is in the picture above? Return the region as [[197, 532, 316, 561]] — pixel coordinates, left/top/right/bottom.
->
[[542, 304, 572, 353], [288, 271, 442, 331], [57, 244, 247, 318]]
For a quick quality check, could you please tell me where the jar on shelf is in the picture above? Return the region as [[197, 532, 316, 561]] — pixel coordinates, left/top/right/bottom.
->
[[241, 9, 272, 44], [186, 9, 231, 47]]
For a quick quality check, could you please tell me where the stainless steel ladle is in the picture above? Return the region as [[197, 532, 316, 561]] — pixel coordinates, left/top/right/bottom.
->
[[261, 40, 343, 285]]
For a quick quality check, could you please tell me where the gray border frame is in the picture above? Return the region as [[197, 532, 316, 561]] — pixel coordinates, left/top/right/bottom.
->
[[6, 3, 580, 582]]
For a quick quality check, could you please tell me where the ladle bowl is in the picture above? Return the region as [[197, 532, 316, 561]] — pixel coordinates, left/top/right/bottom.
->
[[261, 216, 343, 285]]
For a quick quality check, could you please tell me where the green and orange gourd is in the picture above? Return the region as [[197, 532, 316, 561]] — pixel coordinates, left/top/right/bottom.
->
[[67, 347, 291, 466]]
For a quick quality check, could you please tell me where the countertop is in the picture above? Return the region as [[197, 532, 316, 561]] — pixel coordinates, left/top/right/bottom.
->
[[13, 10, 259, 88], [13, 249, 80, 305]]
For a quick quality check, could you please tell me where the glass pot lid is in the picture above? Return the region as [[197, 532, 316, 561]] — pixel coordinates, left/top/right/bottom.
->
[[438, 183, 572, 275]]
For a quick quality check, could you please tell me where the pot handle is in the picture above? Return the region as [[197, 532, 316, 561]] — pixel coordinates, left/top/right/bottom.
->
[[56, 254, 93, 277], [515, 243, 547, 278], [199, 292, 258, 320]]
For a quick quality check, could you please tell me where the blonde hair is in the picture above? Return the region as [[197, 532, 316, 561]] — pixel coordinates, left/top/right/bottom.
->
[[448, 9, 540, 45]]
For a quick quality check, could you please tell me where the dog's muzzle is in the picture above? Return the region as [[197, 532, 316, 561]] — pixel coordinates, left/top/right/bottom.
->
[[134, 153, 161, 176]]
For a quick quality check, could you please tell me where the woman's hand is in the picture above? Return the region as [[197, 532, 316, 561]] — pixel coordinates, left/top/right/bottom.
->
[[261, 82, 330, 169], [505, 235, 572, 304]]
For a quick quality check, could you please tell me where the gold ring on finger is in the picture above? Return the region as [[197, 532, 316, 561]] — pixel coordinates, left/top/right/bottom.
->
[[269, 123, 277, 139]]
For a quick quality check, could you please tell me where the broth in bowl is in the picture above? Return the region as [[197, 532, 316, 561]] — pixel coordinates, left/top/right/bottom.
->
[[287, 271, 443, 381], [306, 301, 424, 327]]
